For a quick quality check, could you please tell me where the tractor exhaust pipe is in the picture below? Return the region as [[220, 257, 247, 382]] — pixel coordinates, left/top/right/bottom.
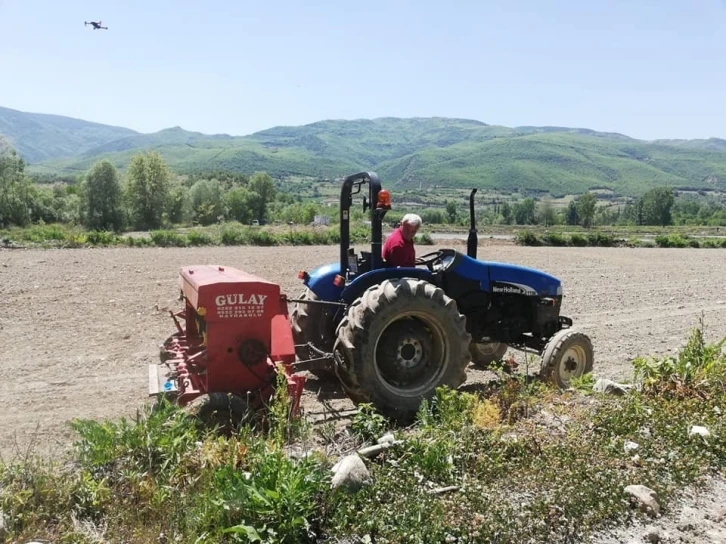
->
[[467, 188, 478, 259]]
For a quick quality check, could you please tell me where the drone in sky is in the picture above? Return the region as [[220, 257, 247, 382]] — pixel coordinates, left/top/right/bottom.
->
[[84, 21, 108, 30]]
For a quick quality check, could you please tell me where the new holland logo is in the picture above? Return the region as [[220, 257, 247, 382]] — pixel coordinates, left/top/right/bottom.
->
[[492, 283, 537, 296]]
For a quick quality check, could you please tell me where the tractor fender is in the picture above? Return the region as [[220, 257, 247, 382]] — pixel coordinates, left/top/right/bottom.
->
[[303, 263, 436, 305], [340, 267, 434, 304], [304, 263, 344, 302]]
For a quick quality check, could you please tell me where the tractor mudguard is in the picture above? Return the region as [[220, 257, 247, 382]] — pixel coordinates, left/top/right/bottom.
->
[[303, 263, 435, 305], [303, 263, 343, 302], [340, 267, 434, 304]]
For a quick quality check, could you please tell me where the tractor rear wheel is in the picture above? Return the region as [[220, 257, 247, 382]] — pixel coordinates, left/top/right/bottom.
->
[[184, 392, 252, 435], [291, 288, 338, 380], [540, 329, 594, 388], [333, 278, 471, 422], [469, 342, 508, 368]]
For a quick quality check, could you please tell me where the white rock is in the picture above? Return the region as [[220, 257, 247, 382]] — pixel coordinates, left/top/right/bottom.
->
[[689, 425, 711, 438], [593, 378, 633, 396], [331, 454, 370, 491], [624, 484, 661, 516], [358, 443, 391, 458], [377, 432, 396, 445], [624, 440, 639, 452]]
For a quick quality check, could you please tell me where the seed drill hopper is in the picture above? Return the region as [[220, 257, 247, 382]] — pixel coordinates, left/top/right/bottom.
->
[[149, 264, 306, 429]]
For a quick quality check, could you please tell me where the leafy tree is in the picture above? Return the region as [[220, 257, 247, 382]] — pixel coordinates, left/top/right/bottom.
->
[[187, 170, 249, 190], [125, 151, 172, 230], [83, 160, 124, 231], [500, 201, 513, 225], [190, 179, 223, 225], [538, 198, 556, 226], [0, 146, 33, 227], [445, 200, 458, 224], [514, 198, 536, 225], [421, 209, 445, 224], [226, 187, 254, 224], [248, 172, 276, 222], [167, 183, 191, 224], [565, 200, 580, 226], [576, 192, 597, 228], [641, 187, 674, 226]]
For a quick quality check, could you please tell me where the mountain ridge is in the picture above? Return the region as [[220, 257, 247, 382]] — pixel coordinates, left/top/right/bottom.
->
[[2, 105, 726, 197]]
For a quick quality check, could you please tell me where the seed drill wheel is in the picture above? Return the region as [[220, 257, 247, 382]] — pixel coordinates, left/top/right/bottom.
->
[[333, 278, 471, 422], [291, 288, 338, 380], [184, 392, 253, 435], [539, 329, 594, 388], [469, 342, 508, 369]]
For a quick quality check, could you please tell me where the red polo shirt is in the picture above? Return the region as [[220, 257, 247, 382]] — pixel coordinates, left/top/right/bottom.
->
[[382, 227, 415, 267]]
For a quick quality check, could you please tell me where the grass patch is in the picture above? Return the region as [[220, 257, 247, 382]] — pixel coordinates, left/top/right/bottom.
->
[[515, 229, 725, 248], [0, 222, 374, 249], [2, 326, 725, 542]]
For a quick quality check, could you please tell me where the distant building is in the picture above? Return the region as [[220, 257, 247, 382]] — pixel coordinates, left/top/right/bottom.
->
[[313, 215, 330, 226]]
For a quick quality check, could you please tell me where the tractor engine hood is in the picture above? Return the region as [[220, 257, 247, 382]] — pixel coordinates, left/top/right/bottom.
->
[[443, 251, 563, 298]]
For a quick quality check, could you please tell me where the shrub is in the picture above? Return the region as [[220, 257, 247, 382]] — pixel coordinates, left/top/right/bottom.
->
[[632, 318, 726, 396], [220, 225, 248, 245], [150, 230, 187, 247], [587, 232, 615, 247], [543, 232, 568, 246], [85, 230, 118, 246], [186, 229, 214, 246], [247, 229, 278, 246], [516, 230, 541, 246]]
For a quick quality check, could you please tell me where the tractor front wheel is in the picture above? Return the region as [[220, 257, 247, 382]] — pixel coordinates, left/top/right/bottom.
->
[[333, 278, 471, 422], [540, 329, 594, 388], [469, 342, 508, 369]]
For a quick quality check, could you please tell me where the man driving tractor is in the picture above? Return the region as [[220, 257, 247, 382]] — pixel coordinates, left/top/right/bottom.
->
[[382, 213, 422, 267]]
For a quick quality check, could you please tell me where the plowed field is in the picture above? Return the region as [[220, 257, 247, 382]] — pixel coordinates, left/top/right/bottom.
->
[[2, 243, 724, 459]]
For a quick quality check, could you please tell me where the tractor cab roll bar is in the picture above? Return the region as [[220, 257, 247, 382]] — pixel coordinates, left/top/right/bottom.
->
[[339, 171, 391, 279]]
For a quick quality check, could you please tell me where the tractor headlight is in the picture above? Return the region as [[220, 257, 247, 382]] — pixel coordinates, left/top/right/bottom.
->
[[557, 283, 563, 296]]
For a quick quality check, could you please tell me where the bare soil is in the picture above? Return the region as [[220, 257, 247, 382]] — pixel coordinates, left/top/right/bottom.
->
[[2, 242, 726, 461]]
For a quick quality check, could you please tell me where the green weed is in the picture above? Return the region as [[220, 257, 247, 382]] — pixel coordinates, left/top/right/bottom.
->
[[2, 325, 726, 543], [149, 230, 188, 247]]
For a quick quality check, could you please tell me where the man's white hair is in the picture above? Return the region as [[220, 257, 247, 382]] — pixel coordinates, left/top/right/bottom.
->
[[401, 213, 422, 227]]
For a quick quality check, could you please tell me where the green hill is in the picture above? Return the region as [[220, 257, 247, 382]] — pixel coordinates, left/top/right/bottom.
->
[[0, 106, 137, 163], [3, 106, 726, 197]]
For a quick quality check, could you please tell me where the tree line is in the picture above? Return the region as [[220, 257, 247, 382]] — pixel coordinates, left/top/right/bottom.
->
[[433, 187, 726, 228], [2, 142, 726, 232], [0, 147, 325, 231]]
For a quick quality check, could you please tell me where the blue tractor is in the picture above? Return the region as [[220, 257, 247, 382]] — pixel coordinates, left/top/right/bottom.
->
[[291, 172, 593, 420]]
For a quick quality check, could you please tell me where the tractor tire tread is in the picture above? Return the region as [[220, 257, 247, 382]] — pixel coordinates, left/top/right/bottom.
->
[[333, 277, 471, 421], [290, 288, 337, 380]]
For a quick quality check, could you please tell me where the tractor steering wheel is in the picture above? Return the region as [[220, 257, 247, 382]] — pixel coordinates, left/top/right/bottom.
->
[[414, 250, 446, 272]]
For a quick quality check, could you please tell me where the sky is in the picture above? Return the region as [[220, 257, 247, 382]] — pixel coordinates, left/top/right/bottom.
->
[[0, 0, 725, 140]]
